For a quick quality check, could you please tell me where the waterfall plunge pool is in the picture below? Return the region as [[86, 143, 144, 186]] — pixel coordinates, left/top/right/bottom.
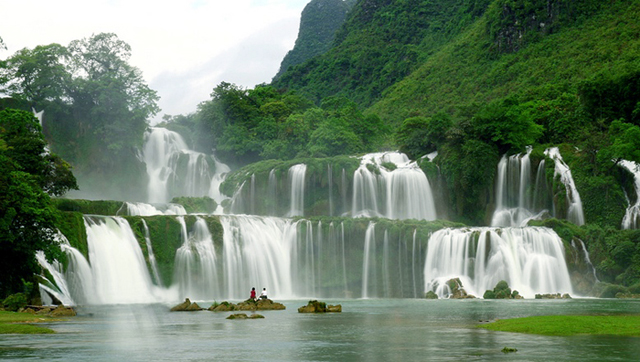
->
[[1, 298, 639, 361]]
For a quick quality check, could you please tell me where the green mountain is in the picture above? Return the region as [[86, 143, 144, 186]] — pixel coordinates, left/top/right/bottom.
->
[[273, 0, 493, 105], [273, 0, 356, 81], [274, 0, 640, 125]]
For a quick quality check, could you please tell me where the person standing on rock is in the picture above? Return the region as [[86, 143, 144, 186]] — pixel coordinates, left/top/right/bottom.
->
[[250, 287, 257, 301], [260, 287, 268, 300]]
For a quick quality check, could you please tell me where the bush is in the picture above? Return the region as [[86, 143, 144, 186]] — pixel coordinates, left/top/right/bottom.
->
[[2, 293, 28, 312]]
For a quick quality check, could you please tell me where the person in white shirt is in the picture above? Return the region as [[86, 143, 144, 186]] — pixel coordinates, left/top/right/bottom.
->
[[260, 287, 268, 300]]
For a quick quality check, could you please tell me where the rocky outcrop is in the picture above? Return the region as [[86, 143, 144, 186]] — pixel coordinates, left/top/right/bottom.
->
[[209, 299, 286, 312], [483, 280, 523, 299], [425, 291, 438, 299], [535, 293, 572, 299], [226, 313, 265, 320], [297, 300, 342, 313], [19, 305, 76, 316], [170, 298, 203, 311], [447, 278, 476, 299], [615, 292, 640, 299]]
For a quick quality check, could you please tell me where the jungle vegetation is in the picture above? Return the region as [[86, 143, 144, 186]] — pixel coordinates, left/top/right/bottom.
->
[[1, 0, 640, 297]]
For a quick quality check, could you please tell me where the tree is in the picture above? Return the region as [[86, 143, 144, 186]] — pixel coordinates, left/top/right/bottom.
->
[[0, 44, 70, 105], [0, 109, 77, 196], [0, 109, 71, 298], [66, 33, 159, 168]]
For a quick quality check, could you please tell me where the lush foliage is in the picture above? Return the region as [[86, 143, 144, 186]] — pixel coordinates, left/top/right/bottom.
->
[[0, 33, 159, 199], [274, 0, 492, 106], [172, 83, 389, 167], [0, 109, 74, 298]]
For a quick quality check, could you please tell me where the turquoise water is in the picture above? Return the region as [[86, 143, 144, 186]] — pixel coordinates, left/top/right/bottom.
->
[[1, 298, 639, 361]]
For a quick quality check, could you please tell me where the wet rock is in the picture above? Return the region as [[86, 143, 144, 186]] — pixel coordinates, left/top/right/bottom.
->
[[446, 278, 476, 299], [49, 305, 77, 317], [298, 300, 342, 313], [534, 293, 571, 299], [170, 298, 202, 311], [425, 291, 439, 299], [19, 305, 75, 317], [209, 299, 286, 312], [226, 313, 265, 320], [483, 281, 521, 299]]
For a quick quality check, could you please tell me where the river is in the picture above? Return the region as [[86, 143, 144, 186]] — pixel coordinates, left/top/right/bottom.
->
[[1, 298, 639, 361]]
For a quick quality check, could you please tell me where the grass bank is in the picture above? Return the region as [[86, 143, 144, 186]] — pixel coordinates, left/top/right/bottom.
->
[[479, 315, 640, 336], [0, 311, 57, 334]]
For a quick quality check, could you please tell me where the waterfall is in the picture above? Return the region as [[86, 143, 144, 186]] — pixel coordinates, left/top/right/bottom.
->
[[423, 227, 572, 299], [352, 152, 437, 221], [620, 160, 640, 229], [84, 216, 174, 304], [361, 222, 377, 299], [544, 147, 585, 226], [173, 217, 220, 300], [219, 215, 296, 299], [142, 127, 230, 204], [491, 148, 536, 227], [126, 202, 186, 216], [142, 220, 162, 285], [287, 164, 307, 217]]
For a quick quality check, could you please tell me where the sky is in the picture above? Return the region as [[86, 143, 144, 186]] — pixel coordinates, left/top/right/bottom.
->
[[0, 0, 310, 123]]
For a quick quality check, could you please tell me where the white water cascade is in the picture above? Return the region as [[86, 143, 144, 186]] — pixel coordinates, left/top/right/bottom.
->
[[142, 127, 229, 205], [352, 152, 437, 220], [288, 164, 307, 217], [173, 217, 220, 300], [620, 160, 640, 229], [544, 147, 585, 226], [423, 227, 572, 299], [491, 148, 539, 227], [84, 216, 175, 304]]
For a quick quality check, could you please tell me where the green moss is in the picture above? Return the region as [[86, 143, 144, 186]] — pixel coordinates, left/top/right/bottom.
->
[[52, 198, 127, 216], [56, 211, 88, 259], [170, 196, 217, 214], [479, 315, 640, 336]]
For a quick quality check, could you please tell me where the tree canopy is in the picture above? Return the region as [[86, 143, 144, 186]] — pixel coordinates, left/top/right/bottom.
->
[[0, 109, 75, 298]]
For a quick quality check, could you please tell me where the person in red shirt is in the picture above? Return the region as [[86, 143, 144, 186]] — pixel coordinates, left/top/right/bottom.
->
[[250, 287, 257, 301]]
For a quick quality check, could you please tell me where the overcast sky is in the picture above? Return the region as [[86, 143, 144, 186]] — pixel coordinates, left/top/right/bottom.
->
[[0, 0, 310, 123]]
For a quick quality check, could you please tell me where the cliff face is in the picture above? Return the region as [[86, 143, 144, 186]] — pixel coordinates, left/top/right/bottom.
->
[[272, 0, 354, 81]]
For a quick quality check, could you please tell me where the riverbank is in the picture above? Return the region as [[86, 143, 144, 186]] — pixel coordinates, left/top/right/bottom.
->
[[479, 315, 640, 336], [0, 311, 59, 334]]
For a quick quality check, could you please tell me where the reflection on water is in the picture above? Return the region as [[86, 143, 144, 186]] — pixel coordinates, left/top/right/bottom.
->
[[1, 299, 639, 361]]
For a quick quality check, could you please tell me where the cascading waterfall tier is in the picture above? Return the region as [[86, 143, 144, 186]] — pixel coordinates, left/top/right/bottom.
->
[[229, 151, 437, 221], [142, 127, 229, 205], [423, 226, 572, 299], [491, 147, 585, 227], [544, 147, 585, 226], [620, 160, 640, 229], [352, 152, 437, 220], [83, 216, 177, 304]]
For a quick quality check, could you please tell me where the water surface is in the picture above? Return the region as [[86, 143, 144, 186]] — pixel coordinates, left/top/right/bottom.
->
[[1, 298, 639, 361]]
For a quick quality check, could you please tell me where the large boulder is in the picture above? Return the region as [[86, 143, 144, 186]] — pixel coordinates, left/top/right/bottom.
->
[[483, 281, 523, 299], [298, 300, 342, 313], [170, 298, 202, 311], [49, 305, 77, 317], [226, 313, 265, 320], [447, 278, 476, 299]]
